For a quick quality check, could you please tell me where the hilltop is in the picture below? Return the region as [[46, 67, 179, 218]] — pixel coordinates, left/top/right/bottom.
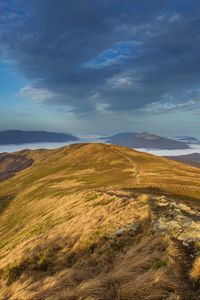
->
[[0, 130, 78, 145], [0, 143, 200, 299]]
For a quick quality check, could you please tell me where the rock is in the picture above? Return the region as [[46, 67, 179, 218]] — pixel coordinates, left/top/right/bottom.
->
[[157, 201, 169, 207], [177, 203, 192, 213], [115, 228, 126, 237], [137, 194, 150, 202], [150, 195, 200, 243], [157, 196, 167, 201], [130, 223, 140, 232], [166, 221, 183, 236], [156, 196, 169, 207], [113, 223, 140, 238], [154, 217, 183, 236], [178, 227, 200, 242], [168, 209, 182, 218], [176, 215, 192, 228], [128, 223, 140, 236], [183, 241, 189, 247]]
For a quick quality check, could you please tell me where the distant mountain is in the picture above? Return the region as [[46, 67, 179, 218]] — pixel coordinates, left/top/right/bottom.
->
[[105, 132, 190, 149], [0, 130, 79, 145], [175, 136, 200, 144], [166, 153, 200, 168]]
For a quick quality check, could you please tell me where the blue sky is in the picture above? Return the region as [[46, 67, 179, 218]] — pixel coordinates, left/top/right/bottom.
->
[[0, 0, 200, 137]]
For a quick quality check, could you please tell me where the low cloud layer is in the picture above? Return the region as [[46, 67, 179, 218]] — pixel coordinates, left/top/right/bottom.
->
[[0, 0, 200, 115]]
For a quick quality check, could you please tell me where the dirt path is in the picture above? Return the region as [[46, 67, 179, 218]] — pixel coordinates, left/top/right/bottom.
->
[[105, 145, 140, 184]]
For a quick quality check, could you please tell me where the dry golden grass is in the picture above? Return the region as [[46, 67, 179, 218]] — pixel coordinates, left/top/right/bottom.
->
[[0, 232, 179, 300], [190, 257, 200, 281], [0, 143, 199, 299]]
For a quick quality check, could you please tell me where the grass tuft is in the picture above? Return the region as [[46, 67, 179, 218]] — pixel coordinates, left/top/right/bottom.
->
[[4, 262, 24, 284], [65, 252, 77, 268], [153, 258, 169, 269], [190, 257, 200, 282]]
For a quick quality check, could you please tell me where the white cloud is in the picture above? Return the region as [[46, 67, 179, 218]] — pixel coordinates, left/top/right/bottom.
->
[[95, 102, 110, 113], [168, 14, 181, 23], [107, 74, 137, 89], [157, 13, 181, 23], [18, 85, 55, 103], [113, 77, 132, 88], [141, 98, 199, 114]]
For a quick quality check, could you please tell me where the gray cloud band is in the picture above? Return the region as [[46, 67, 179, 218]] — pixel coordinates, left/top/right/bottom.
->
[[0, 0, 199, 114]]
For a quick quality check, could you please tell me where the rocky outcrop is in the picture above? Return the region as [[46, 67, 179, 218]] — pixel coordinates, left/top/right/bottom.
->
[[152, 196, 200, 243], [113, 223, 140, 237]]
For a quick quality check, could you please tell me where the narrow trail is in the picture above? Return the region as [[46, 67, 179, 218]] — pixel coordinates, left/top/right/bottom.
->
[[104, 144, 140, 184]]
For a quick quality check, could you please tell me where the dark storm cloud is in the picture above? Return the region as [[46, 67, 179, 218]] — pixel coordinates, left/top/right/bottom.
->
[[0, 0, 200, 114]]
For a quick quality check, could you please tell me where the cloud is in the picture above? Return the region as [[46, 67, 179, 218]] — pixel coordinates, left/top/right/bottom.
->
[[0, 0, 200, 115], [19, 85, 56, 103], [168, 13, 181, 23], [141, 99, 200, 114], [107, 75, 136, 89]]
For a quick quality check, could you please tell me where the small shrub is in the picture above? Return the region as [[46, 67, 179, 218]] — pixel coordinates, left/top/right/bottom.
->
[[101, 234, 110, 242], [65, 252, 77, 268], [87, 242, 97, 253], [195, 249, 200, 257], [5, 262, 24, 284], [37, 255, 49, 271], [109, 241, 123, 253], [85, 193, 98, 202], [30, 250, 51, 271], [92, 198, 114, 207], [153, 258, 169, 269]]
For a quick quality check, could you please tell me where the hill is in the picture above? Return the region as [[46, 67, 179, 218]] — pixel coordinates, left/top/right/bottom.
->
[[166, 153, 200, 168], [0, 130, 78, 145], [175, 136, 200, 144], [105, 132, 190, 150], [0, 143, 200, 299]]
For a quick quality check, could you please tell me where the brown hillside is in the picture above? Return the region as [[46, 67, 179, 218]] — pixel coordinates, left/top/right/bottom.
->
[[0, 143, 199, 300]]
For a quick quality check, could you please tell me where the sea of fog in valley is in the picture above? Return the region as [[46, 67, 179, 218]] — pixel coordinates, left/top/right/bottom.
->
[[0, 137, 104, 154], [134, 144, 200, 156], [1, 138, 200, 157]]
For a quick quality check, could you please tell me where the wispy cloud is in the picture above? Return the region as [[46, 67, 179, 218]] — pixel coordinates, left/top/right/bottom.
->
[[18, 85, 55, 103], [141, 99, 200, 114]]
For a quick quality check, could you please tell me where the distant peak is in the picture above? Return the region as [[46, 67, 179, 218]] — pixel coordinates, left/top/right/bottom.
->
[[137, 132, 158, 140]]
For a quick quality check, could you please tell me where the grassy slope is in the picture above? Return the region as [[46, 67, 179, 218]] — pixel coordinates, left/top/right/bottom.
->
[[0, 143, 200, 299]]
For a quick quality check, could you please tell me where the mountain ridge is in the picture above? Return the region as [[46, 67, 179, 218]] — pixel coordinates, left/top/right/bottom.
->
[[0, 130, 78, 145], [175, 136, 200, 144], [105, 132, 190, 150]]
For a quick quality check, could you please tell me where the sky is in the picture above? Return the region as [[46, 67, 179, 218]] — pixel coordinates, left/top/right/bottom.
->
[[0, 0, 200, 137]]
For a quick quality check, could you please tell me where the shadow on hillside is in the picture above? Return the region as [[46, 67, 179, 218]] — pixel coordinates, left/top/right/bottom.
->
[[8, 217, 199, 300], [0, 194, 16, 215], [0, 153, 34, 182]]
